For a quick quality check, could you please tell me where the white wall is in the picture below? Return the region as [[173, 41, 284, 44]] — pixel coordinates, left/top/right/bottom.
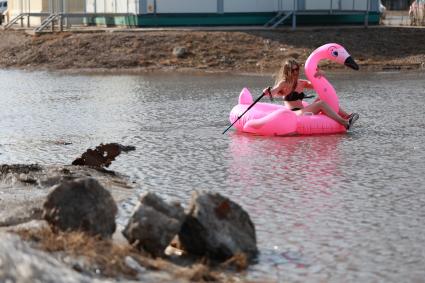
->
[[86, 0, 105, 12], [353, 0, 368, 10], [156, 0, 216, 13], [306, 0, 369, 10], [224, 0, 277, 12], [86, 0, 138, 13], [305, 0, 338, 10], [84, 0, 374, 14], [280, 0, 296, 11]]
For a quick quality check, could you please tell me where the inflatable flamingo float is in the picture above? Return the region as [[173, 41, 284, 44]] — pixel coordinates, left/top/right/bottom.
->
[[227, 43, 359, 136]]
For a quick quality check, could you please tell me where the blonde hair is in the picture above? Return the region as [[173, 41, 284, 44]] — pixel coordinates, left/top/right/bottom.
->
[[274, 59, 300, 87]]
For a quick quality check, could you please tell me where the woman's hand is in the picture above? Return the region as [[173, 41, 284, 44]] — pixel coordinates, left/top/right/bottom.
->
[[263, 87, 273, 101], [263, 87, 272, 96]]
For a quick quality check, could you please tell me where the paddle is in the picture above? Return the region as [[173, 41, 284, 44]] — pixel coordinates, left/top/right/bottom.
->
[[222, 87, 271, 134]]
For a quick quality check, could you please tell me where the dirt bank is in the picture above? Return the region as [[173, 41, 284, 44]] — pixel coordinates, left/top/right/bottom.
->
[[0, 27, 424, 74]]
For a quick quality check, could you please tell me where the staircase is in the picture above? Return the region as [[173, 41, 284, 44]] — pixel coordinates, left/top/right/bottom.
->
[[34, 13, 61, 33], [264, 11, 293, 28], [3, 13, 26, 30]]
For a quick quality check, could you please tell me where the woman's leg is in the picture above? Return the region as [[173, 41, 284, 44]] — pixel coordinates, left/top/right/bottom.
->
[[338, 107, 350, 119], [299, 101, 348, 127]]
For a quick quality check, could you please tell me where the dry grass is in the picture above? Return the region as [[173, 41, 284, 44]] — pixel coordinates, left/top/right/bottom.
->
[[17, 227, 148, 278], [14, 227, 250, 282]]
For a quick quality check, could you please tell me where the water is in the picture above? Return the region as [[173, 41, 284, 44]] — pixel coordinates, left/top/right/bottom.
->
[[1, 69, 424, 282]]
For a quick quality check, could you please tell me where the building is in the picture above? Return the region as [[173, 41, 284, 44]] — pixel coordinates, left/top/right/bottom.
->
[[5, 0, 382, 30], [6, 0, 85, 26]]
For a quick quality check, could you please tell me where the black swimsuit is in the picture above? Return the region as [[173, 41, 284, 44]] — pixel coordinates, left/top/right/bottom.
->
[[284, 91, 314, 102], [282, 81, 314, 111], [285, 91, 314, 111]]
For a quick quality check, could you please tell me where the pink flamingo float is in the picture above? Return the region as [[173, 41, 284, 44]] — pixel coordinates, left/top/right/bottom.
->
[[226, 43, 359, 136]]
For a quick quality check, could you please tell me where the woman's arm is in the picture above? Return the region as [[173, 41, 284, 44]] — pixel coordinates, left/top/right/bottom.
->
[[299, 79, 314, 90], [264, 80, 290, 97]]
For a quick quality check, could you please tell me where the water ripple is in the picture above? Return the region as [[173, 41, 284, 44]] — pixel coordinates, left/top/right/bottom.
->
[[1, 70, 425, 282]]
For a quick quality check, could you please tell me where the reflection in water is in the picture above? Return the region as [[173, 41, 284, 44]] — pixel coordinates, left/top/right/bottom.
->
[[228, 133, 344, 193], [227, 133, 348, 280]]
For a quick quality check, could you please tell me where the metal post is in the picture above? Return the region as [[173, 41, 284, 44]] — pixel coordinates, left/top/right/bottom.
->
[[27, 0, 30, 27], [20, 0, 23, 27], [330, 0, 333, 14], [217, 0, 224, 14], [364, 0, 370, 28], [92, 0, 97, 26], [292, 0, 296, 30], [51, 0, 54, 32], [60, 0, 63, 31]]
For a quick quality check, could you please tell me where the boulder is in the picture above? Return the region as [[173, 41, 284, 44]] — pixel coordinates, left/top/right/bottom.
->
[[172, 47, 187, 58], [0, 164, 134, 228], [178, 191, 258, 261], [43, 178, 117, 237], [123, 192, 185, 257], [0, 232, 114, 283]]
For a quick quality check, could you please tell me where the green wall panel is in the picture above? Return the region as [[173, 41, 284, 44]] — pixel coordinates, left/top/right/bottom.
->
[[84, 12, 380, 27]]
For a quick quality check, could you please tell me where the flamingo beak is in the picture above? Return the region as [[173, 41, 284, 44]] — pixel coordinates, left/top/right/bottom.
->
[[344, 56, 359, 70]]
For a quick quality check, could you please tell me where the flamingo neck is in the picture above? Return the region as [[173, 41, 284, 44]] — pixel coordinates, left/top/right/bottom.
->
[[304, 52, 339, 112]]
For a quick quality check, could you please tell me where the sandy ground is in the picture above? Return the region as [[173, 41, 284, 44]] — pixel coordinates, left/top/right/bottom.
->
[[0, 26, 424, 74]]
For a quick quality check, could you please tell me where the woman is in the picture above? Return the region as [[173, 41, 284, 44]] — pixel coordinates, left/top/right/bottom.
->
[[264, 59, 359, 129]]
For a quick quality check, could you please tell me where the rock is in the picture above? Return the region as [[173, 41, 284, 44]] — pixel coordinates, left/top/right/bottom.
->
[[123, 192, 185, 257], [72, 143, 136, 168], [172, 47, 187, 58], [0, 164, 134, 228], [0, 232, 115, 283], [178, 191, 258, 262], [43, 178, 117, 238]]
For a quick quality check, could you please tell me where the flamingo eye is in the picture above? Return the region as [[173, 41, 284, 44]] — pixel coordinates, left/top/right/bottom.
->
[[332, 51, 339, 57]]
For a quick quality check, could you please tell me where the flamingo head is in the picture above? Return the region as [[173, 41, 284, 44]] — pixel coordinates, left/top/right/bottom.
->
[[323, 43, 359, 70]]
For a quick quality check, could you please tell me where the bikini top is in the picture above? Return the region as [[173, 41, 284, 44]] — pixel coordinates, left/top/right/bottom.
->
[[284, 91, 314, 101]]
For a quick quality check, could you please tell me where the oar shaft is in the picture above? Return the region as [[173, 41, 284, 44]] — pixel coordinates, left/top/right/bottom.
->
[[222, 119, 239, 135], [222, 91, 267, 134]]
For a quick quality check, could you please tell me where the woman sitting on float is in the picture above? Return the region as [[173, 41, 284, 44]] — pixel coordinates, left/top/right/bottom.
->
[[263, 59, 359, 129]]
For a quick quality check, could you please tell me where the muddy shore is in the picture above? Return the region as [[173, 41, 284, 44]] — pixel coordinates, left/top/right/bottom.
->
[[0, 26, 425, 74]]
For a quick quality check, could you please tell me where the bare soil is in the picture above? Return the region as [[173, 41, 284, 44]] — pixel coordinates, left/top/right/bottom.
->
[[0, 27, 424, 74]]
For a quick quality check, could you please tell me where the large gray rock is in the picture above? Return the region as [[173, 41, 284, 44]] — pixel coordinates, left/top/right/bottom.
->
[[43, 178, 117, 237], [123, 192, 185, 257], [0, 232, 188, 283], [0, 232, 115, 283], [178, 191, 258, 261], [0, 164, 135, 228]]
